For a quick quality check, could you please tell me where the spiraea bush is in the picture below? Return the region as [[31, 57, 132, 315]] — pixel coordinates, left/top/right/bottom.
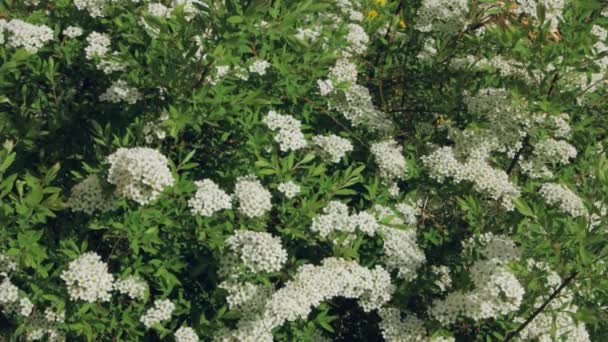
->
[[1, 0, 608, 341]]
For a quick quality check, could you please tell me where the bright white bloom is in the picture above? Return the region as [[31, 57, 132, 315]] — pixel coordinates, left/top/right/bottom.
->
[[68, 175, 114, 214], [5, 20, 53, 53], [0, 253, 17, 277], [148, 3, 171, 17], [114, 275, 148, 300], [175, 326, 199, 342], [312, 134, 353, 163], [277, 181, 300, 199], [140, 299, 175, 328], [99, 80, 142, 104], [97, 52, 127, 74], [263, 111, 307, 152], [60, 252, 114, 302], [329, 58, 358, 84], [380, 226, 426, 281], [85, 32, 111, 60], [345, 23, 369, 55], [62, 26, 83, 38], [310, 201, 352, 238], [19, 297, 34, 317], [463, 233, 520, 262], [220, 258, 394, 341], [74, 0, 107, 17], [106, 147, 174, 205], [188, 179, 232, 216], [371, 140, 408, 180], [317, 78, 334, 95], [432, 265, 452, 292], [415, 0, 469, 34], [234, 176, 272, 218], [430, 259, 524, 325], [220, 280, 272, 312], [295, 27, 320, 41], [45, 307, 65, 323], [395, 201, 419, 226], [532, 138, 577, 165], [0, 278, 19, 304], [225, 230, 287, 273], [248, 59, 271, 75], [539, 183, 587, 217]]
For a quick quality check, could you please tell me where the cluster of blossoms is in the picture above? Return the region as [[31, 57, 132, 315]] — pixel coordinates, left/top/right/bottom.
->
[[539, 183, 587, 217], [62, 26, 83, 38], [60, 252, 114, 302], [174, 326, 200, 342], [431, 265, 452, 292], [140, 299, 175, 328], [312, 134, 353, 163], [233, 176, 272, 218], [218, 258, 394, 341], [99, 80, 142, 104], [188, 179, 232, 217], [67, 174, 114, 214], [248, 59, 271, 75], [344, 23, 369, 56], [0, 253, 17, 277], [371, 140, 408, 181], [27, 308, 66, 341], [262, 111, 307, 152], [310, 201, 379, 240], [414, 0, 469, 34], [106, 147, 174, 205], [2, 19, 53, 53], [0, 278, 19, 307], [219, 280, 272, 312], [85, 32, 111, 60], [277, 181, 300, 199], [114, 275, 148, 300], [74, 0, 108, 17], [143, 111, 169, 144], [224, 230, 287, 273], [462, 232, 521, 261], [295, 27, 320, 41], [521, 138, 577, 178], [379, 307, 454, 342], [373, 205, 426, 281]]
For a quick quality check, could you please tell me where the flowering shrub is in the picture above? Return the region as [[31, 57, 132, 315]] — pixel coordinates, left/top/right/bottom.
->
[[1, 0, 608, 341]]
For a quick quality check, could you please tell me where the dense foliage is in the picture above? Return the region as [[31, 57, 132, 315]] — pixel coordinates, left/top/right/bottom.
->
[[1, 0, 608, 341]]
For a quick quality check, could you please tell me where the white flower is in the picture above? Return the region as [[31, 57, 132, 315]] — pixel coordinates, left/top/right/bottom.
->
[[262, 111, 307, 152], [188, 179, 232, 216], [74, 0, 108, 17], [0, 278, 19, 304], [539, 183, 587, 217], [234, 176, 272, 218], [312, 134, 353, 163], [295, 27, 320, 41], [277, 181, 300, 199], [225, 230, 287, 273], [60, 252, 114, 302], [345, 23, 369, 55], [68, 175, 114, 214], [114, 275, 148, 300], [147, 3, 171, 17], [62, 26, 83, 38], [19, 297, 34, 317], [99, 80, 142, 104], [106, 147, 174, 205], [371, 140, 408, 180], [175, 326, 199, 342], [5, 20, 53, 53], [380, 226, 426, 281], [317, 79, 334, 96], [379, 308, 427, 342], [85, 32, 111, 60], [220, 280, 272, 312], [140, 299, 175, 328], [249, 59, 271, 75]]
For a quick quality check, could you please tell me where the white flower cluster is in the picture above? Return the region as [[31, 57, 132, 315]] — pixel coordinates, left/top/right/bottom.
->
[[0, 278, 35, 318], [310, 201, 379, 240], [431, 265, 452, 292], [106, 147, 174, 205], [329, 58, 359, 85], [371, 140, 408, 180], [143, 111, 169, 144], [462, 233, 520, 262], [99, 80, 142, 104], [27, 307, 65, 341], [378, 308, 428, 342], [188, 179, 232, 216], [148, 3, 171, 17], [345, 23, 368, 55], [0, 278, 19, 305], [175, 326, 200, 342], [295, 27, 320, 41], [225, 230, 287, 273], [233, 176, 272, 218], [63, 26, 83, 38], [249, 59, 271, 75], [114, 275, 148, 300], [0, 252, 18, 277], [430, 258, 524, 325], [422, 145, 520, 210], [395, 201, 420, 226], [68, 175, 114, 214], [539, 183, 587, 217], [380, 225, 425, 281], [262, 111, 307, 152], [85, 32, 111, 60], [4, 19, 53, 53], [521, 138, 577, 178], [414, 0, 469, 34], [74, 0, 108, 17], [220, 280, 272, 312], [218, 258, 394, 342], [312, 134, 353, 163], [141, 299, 175, 328], [60, 252, 114, 302], [277, 181, 300, 199]]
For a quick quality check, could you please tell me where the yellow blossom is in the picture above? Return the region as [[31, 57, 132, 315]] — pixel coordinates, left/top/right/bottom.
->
[[367, 10, 378, 19], [399, 19, 406, 29], [376, 0, 387, 5]]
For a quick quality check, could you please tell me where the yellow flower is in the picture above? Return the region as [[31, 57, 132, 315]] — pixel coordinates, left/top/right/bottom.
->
[[367, 10, 378, 19], [376, 0, 387, 5], [399, 19, 406, 29]]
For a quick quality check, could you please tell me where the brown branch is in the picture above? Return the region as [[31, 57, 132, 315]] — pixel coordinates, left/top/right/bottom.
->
[[503, 271, 578, 341], [506, 135, 529, 175]]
